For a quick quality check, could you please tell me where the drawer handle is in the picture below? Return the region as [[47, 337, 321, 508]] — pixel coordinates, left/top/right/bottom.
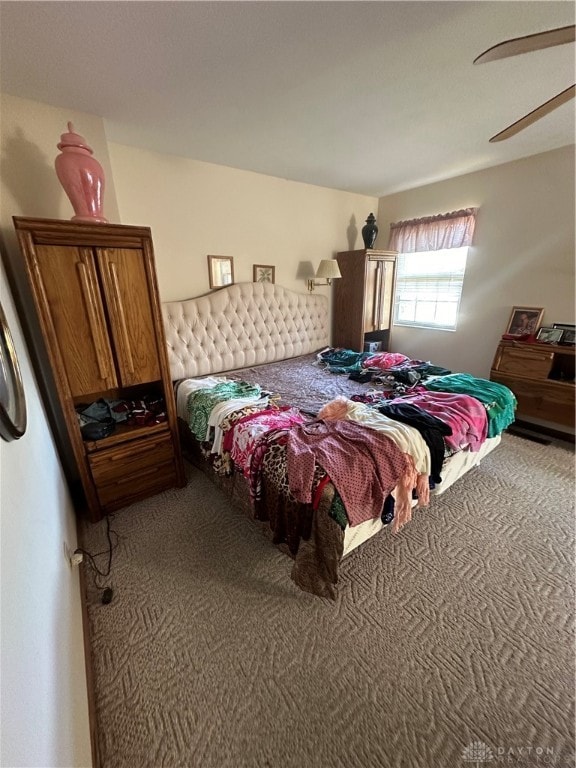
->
[[77, 262, 111, 381], [104, 442, 164, 462], [110, 465, 164, 486], [508, 350, 552, 361], [109, 262, 135, 375]]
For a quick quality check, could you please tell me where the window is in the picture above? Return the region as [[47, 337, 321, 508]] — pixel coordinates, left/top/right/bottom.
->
[[393, 247, 468, 331], [388, 207, 477, 331]]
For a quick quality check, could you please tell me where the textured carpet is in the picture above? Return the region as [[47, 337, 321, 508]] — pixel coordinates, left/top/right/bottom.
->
[[81, 434, 575, 768]]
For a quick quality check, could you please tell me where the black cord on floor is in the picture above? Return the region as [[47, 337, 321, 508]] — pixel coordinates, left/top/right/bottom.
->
[[75, 513, 119, 597]]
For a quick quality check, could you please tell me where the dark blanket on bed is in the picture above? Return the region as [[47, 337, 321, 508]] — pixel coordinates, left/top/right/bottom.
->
[[224, 352, 375, 414]]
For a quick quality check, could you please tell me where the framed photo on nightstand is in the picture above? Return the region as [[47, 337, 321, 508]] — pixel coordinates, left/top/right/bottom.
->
[[553, 323, 576, 346], [505, 306, 544, 337], [536, 326, 564, 344]]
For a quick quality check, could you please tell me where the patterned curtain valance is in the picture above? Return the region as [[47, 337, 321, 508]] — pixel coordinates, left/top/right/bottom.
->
[[388, 208, 478, 253]]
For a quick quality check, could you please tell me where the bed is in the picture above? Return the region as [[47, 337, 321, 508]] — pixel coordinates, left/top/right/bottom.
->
[[162, 282, 511, 598]]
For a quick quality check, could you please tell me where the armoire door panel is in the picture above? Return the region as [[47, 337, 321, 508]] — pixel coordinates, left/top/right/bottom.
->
[[363, 260, 379, 334], [97, 248, 161, 386], [377, 260, 395, 331], [34, 244, 118, 396]]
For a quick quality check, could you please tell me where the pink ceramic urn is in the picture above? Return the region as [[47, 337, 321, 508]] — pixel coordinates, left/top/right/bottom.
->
[[55, 122, 107, 223]]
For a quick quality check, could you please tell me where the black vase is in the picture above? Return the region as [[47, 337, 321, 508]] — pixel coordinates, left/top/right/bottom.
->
[[362, 213, 378, 249]]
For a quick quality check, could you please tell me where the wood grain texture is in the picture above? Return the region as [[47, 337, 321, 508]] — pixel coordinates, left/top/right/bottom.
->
[[97, 248, 161, 386], [13, 218, 185, 522], [494, 345, 554, 378], [94, 459, 178, 510], [89, 432, 174, 484], [332, 249, 397, 352], [33, 244, 118, 396], [491, 341, 575, 427]]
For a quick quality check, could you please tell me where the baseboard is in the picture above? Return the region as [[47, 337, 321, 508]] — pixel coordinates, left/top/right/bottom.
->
[[509, 420, 575, 445], [77, 521, 101, 768]]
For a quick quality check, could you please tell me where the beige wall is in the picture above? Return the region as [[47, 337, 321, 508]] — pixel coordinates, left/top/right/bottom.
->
[[0, 93, 119, 227], [108, 142, 377, 302], [0, 92, 120, 768], [378, 145, 575, 383]]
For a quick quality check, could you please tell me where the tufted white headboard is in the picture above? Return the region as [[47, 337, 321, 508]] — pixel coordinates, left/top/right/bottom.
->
[[162, 282, 329, 380]]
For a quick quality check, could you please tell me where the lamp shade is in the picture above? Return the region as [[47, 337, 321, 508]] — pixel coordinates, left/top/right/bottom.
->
[[315, 259, 341, 279]]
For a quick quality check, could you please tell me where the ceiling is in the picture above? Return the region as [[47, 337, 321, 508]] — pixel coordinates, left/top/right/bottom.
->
[[0, 1, 574, 197]]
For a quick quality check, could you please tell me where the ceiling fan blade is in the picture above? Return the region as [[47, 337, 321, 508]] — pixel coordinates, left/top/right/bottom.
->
[[489, 84, 575, 142], [474, 24, 575, 64]]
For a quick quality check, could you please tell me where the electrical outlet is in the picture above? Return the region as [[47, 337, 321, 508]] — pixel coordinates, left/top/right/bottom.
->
[[63, 541, 83, 567]]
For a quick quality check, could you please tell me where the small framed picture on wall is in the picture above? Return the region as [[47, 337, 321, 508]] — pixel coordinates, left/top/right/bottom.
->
[[253, 264, 275, 284], [208, 255, 234, 289]]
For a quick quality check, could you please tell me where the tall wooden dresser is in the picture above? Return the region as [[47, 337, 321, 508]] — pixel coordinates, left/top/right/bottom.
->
[[13, 217, 185, 522], [332, 248, 398, 352]]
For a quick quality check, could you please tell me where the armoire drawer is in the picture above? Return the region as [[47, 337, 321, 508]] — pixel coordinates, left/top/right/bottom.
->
[[95, 460, 178, 508], [88, 433, 176, 486]]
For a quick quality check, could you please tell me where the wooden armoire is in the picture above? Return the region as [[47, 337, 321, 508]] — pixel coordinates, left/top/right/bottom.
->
[[13, 217, 185, 522], [332, 249, 398, 352]]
